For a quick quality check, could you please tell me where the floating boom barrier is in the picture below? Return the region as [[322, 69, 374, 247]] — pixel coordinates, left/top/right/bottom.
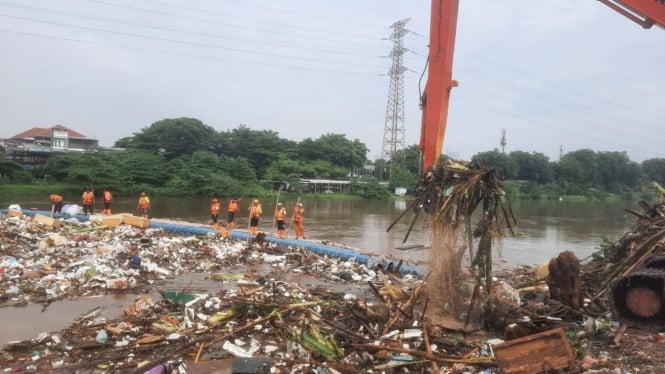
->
[[1, 209, 425, 276]]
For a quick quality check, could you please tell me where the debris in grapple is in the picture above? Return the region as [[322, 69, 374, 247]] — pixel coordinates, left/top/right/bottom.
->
[[388, 158, 518, 329]]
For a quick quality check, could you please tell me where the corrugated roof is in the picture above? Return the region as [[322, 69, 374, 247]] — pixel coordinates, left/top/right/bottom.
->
[[11, 125, 91, 140]]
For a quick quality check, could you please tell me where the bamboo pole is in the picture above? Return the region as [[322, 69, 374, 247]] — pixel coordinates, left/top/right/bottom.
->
[[272, 185, 283, 231], [288, 196, 301, 231]]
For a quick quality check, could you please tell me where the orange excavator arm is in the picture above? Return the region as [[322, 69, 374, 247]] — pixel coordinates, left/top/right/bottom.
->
[[598, 0, 665, 29], [419, 0, 459, 172]]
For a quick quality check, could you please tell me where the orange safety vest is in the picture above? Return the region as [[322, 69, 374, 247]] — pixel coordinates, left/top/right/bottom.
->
[[250, 205, 262, 218], [103, 191, 113, 202], [275, 207, 287, 220], [294, 207, 304, 222], [228, 200, 239, 213], [50, 194, 63, 203], [139, 196, 150, 209], [82, 191, 93, 204], [211, 201, 220, 214]]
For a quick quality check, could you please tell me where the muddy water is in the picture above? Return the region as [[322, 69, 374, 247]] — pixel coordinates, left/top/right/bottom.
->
[[1, 197, 636, 345]]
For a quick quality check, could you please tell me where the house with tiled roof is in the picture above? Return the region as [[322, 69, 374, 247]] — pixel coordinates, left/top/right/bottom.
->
[[3, 125, 99, 167]]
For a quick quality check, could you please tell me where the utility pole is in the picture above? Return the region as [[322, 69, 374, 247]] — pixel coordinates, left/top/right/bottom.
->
[[500, 129, 507, 153], [381, 18, 409, 179]]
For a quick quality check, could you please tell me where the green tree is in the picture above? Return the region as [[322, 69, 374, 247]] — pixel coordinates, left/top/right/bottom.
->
[[594, 151, 640, 191], [391, 144, 421, 175], [36, 152, 119, 188], [300, 160, 348, 179], [164, 151, 227, 196], [109, 150, 169, 188], [472, 149, 517, 179], [220, 125, 297, 178], [219, 156, 257, 183], [350, 178, 390, 199], [0, 158, 31, 183], [509, 151, 553, 184], [263, 157, 303, 185], [642, 158, 665, 185], [297, 133, 368, 170], [116, 118, 220, 160], [389, 168, 419, 193], [554, 149, 598, 187]]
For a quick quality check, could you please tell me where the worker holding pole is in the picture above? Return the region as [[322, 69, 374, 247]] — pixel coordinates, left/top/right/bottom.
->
[[292, 202, 305, 240], [50, 193, 64, 217]]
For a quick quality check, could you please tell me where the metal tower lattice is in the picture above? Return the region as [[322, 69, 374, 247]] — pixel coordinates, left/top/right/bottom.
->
[[381, 18, 409, 175]]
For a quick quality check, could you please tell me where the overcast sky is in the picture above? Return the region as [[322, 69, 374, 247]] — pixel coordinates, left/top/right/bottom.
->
[[1, 0, 663, 163]]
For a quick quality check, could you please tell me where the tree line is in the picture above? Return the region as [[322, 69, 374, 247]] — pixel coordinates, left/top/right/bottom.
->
[[1, 117, 664, 200]]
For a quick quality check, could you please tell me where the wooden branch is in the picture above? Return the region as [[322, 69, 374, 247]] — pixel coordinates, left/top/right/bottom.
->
[[382, 273, 430, 335], [422, 322, 439, 372], [593, 227, 665, 300]]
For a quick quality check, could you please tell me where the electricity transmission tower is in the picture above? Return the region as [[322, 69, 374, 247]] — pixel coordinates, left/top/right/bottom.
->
[[381, 18, 409, 178]]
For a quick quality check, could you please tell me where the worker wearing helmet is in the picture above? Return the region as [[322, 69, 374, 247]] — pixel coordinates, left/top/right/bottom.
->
[[248, 199, 262, 235], [275, 202, 287, 239], [227, 197, 241, 229], [210, 197, 221, 228], [293, 203, 305, 239], [137, 192, 151, 219]]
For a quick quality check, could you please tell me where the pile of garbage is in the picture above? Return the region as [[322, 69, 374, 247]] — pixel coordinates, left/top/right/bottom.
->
[[2, 202, 665, 373], [582, 200, 665, 325]]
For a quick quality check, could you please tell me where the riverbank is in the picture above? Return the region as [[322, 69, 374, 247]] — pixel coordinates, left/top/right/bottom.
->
[[0, 183, 332, 199]]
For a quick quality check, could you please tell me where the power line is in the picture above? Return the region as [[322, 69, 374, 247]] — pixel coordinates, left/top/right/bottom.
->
[[212, 0, 389, 30], [131, 0, 386, 40], [455, 85, 662, 157], [411, 30, 665, 123], [461, 82, 664, 148], [0, 13, 388, 69], [455, 63, 665, 135], [453, 95, 662, 160], [0, 28, 385, 76], [456, 48, 665, 123], [84, 0, 387, 50], [0, 1, 385, 58]]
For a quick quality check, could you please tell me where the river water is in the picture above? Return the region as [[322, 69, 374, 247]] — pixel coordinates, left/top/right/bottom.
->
[[7, 195, 636, 267], [0, 196, 638, 345]]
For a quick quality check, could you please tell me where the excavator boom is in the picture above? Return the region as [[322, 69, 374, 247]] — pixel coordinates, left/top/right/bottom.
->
[[418, 0, 459, 172], [599, 0, 665, 29]]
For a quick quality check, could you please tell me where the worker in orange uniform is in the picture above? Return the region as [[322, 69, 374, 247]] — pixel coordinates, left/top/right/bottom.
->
[[210, 197, 221, 228], [137, 192, 151, 219], [102, 189, 113, 215], [293, 203, 305, 239], [50, 194, 64, 217], [81, 188, 95, 215], [275, 202, 287, 239], [227, 198, 241, 228], [248, 199, 262, 235]]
